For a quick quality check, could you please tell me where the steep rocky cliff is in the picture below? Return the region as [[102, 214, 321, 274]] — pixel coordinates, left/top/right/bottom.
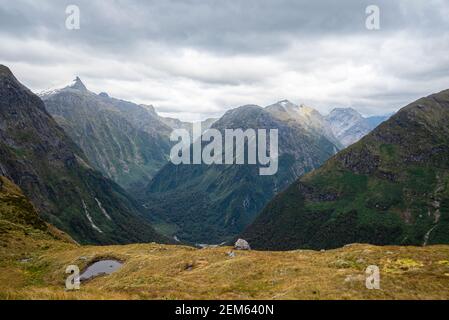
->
[[0, 65, 166, 245]]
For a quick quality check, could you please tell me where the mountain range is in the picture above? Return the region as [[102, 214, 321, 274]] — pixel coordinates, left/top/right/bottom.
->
[[1, 64, 449, 300], [243, 89, 449, 250], [40, 80, 217, 193], [0, 65, 166, 245], [40, 78, 172, 192], [0, 63, 398, 248], [142, 101, 342, 244]]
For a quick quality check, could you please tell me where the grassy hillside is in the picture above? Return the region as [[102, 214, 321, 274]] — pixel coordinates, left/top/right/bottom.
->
[[243, 89, 449, 250], [0, 176, 76, 273], [2, 240, 449, 299], [2, 177, 449, 300]]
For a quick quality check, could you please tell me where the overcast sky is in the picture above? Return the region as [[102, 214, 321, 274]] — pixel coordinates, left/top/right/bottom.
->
[[1, 0, 449, 121]]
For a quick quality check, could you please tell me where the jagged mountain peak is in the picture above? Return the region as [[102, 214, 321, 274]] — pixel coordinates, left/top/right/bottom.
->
[[140, 104, 158, 115], [211, 105, 266, 129], [66, 76, 87, 91], [266, 100, 321, 116], [211, 104, 261, 121], [267, 100, 296, 111], [277, 99, 295, 107], [0, 65, 26, 91], [0, 64, 13, 78], [217, 104, 269, 124], [328, 107, 364, 119], [325, 107, 373, 147], [234, 104, 263, 110], [39, 76, 90, 97]]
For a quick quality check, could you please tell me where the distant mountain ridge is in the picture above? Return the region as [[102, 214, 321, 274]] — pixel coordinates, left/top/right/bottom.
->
[[142, 100, 340, 244], [243, 89, 449, 250], [266, 101, 391, 148], [266, 100, 343, 149], [325, 108, 391, 147]]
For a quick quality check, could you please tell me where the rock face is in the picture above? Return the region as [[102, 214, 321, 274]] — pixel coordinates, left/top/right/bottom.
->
[[142, 102, 340, 244], [0, 65, 166, 245], [325, 108, 391, 147], [242, 89, 449, 250], [40, 79, 172, 192], [234, 239, 251, 250]]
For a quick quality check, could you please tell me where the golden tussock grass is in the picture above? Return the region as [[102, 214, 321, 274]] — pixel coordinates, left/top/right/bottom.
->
[[1, 231, 449, 300]]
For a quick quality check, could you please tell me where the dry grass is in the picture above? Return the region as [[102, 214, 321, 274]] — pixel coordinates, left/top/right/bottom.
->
[[1, 232, 449, 300]]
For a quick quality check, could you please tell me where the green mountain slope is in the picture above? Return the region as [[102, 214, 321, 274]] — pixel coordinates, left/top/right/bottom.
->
[[0, 176, 74, 245], [0, 65, 166, 245], [243, 89, 449, 250], [40, 79, 171, 192], [142, 103, 339, 244]]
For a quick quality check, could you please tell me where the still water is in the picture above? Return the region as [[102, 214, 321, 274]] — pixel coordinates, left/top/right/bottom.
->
[[80, 259, 122, 281]]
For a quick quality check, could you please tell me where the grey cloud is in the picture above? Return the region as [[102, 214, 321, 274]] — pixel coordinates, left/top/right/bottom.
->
[[1, 0, 448, 54], [1, 0, 449, 121]]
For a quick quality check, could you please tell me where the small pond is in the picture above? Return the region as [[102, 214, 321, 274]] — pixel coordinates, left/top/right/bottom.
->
[[80, 259, 123, 281]]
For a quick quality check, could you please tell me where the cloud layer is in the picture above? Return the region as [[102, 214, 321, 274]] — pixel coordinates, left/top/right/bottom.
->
[[1, 0, 449, 121]]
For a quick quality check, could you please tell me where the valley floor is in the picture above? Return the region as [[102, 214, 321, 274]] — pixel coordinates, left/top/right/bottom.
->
[[1, 233, 449, 300]]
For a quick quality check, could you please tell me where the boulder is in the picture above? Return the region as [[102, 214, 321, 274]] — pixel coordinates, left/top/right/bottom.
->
[[234, 239, 251, 250]]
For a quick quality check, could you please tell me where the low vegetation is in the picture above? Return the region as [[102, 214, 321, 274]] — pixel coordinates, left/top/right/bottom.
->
[[243, 89, 449, 250], [1, 176, 449, 300], [2, 238, 449, 299]]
